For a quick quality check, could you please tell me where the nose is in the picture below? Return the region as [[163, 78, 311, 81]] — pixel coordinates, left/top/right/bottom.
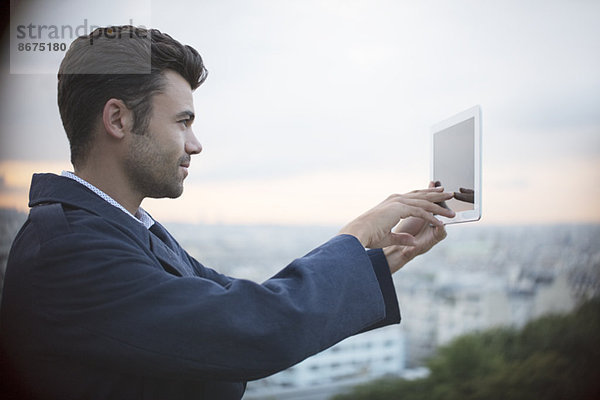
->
[[185, 128, 202, 155]]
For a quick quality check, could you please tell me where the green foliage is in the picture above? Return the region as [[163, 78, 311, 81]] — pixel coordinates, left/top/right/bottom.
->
[[333, 299, 600, 400]]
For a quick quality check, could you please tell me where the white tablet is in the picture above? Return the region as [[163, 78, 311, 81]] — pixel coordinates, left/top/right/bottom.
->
[[430, 105, 482, 224]]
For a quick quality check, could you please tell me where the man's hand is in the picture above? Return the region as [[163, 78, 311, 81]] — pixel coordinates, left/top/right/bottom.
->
[[383, 215, 448, 273], [339, 186, 454, 250], [382, 182, 451, 273]]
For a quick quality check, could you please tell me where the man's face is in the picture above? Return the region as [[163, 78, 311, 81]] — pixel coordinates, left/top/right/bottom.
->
[[124, 70, 201, 199]]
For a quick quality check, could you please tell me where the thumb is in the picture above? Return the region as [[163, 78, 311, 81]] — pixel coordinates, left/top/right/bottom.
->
[[388, 232, 417, 247], [396, 216, 426, 236], [432, 225, 448, 242]]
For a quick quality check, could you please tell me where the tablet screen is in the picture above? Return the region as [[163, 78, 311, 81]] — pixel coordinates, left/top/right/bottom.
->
[[433, 117, 475, 213], [431, 105, 481, 224]]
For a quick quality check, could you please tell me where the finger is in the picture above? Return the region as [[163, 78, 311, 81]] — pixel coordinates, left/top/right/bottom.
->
[[385, 189, 445, 206], [403, 203, 445, 227], [407, 186, 445, 196], [437, 200, 450, 211], [401, 197, 456, 219], [404, 190, 452, 202], [459, 188, 474, 194], [406, 187, 450, 195], [428, 201, 455, 219], [426, 191, 453, 203]]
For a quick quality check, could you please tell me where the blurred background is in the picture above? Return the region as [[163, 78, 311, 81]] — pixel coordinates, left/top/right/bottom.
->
[[1, 1, 599, 399]]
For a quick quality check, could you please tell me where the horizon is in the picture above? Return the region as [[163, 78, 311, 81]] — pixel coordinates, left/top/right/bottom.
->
[[1, 203, 599, 229], [1, 159, 599, 226]]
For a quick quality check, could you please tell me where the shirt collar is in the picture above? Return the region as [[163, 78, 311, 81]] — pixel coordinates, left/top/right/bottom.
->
[[61, 171, 154, 229]]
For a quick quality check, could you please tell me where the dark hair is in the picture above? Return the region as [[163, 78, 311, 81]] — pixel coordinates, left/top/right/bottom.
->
[[57, 26, 208, 166]]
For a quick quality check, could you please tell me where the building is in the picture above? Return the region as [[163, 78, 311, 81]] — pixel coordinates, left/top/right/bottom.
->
[[245, 324, 405, 399]]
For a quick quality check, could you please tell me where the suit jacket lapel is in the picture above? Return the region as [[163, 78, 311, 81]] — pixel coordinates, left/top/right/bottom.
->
[[148, 231, 194, 277]]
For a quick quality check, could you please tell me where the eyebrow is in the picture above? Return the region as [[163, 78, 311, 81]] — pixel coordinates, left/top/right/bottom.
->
[[176, 110, 195, 122]]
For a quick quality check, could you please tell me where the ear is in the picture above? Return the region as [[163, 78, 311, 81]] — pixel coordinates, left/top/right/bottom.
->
[[102, 98, 133, 140]]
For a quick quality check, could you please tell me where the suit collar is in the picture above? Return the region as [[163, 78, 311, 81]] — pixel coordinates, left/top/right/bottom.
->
[[29, 173, 150, 243], [29, 173, 193, 277]]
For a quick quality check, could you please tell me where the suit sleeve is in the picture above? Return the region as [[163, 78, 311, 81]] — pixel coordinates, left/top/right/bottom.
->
[[364, 248, 401, 331], [15, 211, 400, 383]]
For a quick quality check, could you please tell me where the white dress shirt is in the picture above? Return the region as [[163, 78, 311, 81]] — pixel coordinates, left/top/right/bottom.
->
[[61, 171, 154, 229]]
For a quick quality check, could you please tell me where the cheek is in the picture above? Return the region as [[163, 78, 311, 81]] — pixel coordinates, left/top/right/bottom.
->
[[160, 130, 185, 153], [157, 135, 185, 167]]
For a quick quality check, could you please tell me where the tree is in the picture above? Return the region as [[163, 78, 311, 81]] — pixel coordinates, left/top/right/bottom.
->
[[333, 299, 600, 400]]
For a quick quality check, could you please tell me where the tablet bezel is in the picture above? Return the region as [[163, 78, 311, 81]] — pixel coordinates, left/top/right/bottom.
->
[[430, 105, 482, 225]]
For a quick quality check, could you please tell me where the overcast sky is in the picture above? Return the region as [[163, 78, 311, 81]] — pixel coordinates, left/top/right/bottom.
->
[[1, 0, 599, 225]]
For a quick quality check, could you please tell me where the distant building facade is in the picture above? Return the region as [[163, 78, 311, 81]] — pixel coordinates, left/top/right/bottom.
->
[[245, 325, 405, 399]]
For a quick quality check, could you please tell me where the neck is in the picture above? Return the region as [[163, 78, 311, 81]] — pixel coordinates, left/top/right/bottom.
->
[[74, 160, 143, 216]]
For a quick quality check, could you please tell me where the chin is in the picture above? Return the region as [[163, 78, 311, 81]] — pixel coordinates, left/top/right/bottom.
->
[[146, 183, 184, 200], [171, 183, 185, 198], [166, 185, 184, 199], [167, 190, 184, 199]]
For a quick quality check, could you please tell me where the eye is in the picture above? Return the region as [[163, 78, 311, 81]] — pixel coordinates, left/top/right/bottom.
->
[[178, 119, 191, 128]]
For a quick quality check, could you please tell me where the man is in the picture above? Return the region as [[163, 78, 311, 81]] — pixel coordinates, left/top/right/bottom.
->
[[0, 26, 454, 399]]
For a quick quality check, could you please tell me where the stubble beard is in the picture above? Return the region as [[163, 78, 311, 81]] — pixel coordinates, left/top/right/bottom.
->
[[124, 134, 185, 200]]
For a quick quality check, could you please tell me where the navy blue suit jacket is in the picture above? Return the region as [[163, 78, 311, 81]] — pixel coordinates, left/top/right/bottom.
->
[[0, 173, 400, 399]]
